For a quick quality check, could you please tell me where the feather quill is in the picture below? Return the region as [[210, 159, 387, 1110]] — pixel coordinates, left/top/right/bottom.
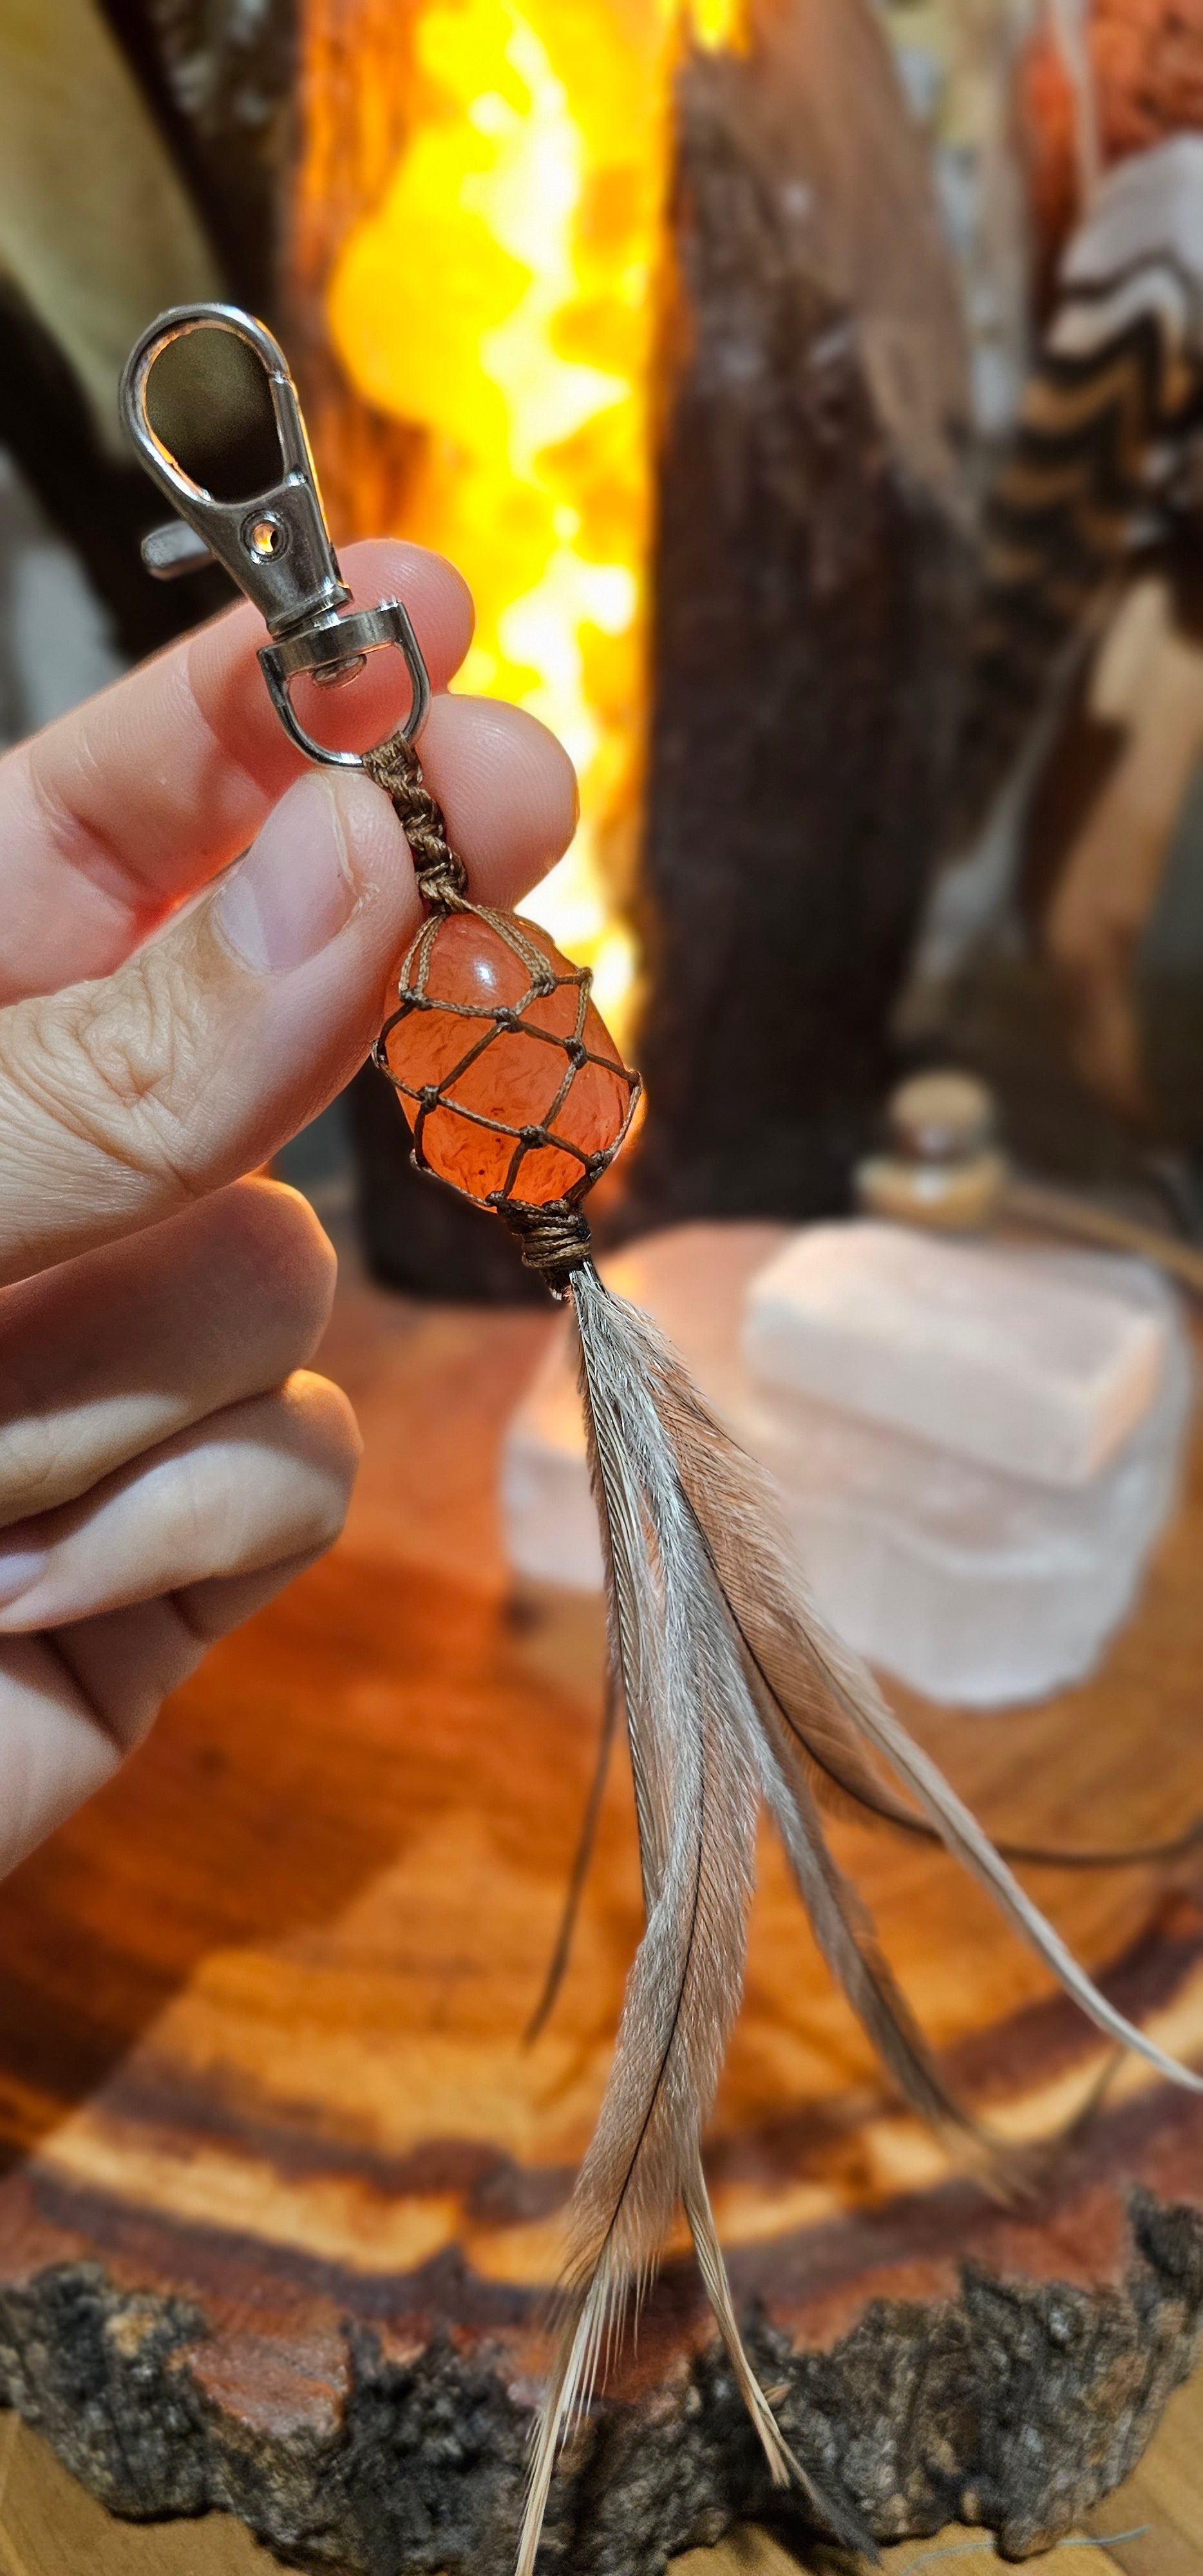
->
[[524, 1655, 620, 2046]]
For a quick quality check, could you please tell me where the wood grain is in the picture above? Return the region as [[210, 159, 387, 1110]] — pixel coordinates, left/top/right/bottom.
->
[[0, 1251, 1200, 2570]]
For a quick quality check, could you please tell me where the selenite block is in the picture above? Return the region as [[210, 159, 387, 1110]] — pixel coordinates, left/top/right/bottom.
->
[[743, 1222, 1167, 1487], [500, 1224, 1192, 1707]]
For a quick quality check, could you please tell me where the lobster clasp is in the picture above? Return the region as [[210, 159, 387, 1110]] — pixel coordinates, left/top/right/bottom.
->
[[120, 302, 430, 768]]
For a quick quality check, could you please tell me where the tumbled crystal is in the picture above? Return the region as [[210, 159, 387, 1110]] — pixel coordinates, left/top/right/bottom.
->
[[382, 913, 630, 1205]]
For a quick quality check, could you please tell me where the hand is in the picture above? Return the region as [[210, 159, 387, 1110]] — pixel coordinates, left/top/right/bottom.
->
[[0, 540, 576, 1878]]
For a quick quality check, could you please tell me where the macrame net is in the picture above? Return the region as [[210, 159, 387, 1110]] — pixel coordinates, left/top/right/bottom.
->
[[365, 733, 640, 1287]]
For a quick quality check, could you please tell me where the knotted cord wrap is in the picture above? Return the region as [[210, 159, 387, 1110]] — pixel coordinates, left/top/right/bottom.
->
[[363, 732, 469, 910], [365, 726, 639, 1293], [495, 1195, 594, 1287]]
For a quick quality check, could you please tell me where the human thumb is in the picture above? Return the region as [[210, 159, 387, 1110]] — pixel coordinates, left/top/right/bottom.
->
[[0, 768, 421, 1287]]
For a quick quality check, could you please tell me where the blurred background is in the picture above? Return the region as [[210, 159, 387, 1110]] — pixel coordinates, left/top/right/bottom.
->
[[6, 0, 1203, 1278]]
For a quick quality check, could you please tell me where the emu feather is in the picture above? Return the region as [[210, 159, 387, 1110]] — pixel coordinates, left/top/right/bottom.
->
[[514, 1264, 1202, 2576]]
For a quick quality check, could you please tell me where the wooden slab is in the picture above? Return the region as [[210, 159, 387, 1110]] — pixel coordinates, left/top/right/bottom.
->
[[0, 1253, 1202, 2573], [4, 2380, 1203, 2576]]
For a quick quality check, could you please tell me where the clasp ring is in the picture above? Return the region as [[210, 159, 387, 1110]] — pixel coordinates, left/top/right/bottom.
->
[[120, 303, 431, 767]]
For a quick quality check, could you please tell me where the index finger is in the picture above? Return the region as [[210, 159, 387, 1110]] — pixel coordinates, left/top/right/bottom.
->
[[0, 539, 475, 1007]]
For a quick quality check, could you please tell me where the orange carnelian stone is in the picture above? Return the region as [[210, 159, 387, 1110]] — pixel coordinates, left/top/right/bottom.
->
[[383, 914, 630, 1204]]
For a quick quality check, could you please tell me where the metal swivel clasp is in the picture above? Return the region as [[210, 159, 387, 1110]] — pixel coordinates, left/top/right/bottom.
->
[[120, 302, 430, 769]]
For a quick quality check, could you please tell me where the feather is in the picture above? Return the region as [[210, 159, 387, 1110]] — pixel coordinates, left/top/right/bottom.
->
[[524, 1656, 620, 2046], [681, 2159, 871, 2549], [515, 1264, 850, 2576], [515, 1264, 1202, 2576], [529, 1672, 1203, 2050], [750, 1691, 1006, 2170], [685, 1523, 1203, 1869], [641, 1300, 1203, 2098]]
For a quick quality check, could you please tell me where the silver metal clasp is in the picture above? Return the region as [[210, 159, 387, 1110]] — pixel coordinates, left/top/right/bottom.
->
[[120, 302, 430, 769]]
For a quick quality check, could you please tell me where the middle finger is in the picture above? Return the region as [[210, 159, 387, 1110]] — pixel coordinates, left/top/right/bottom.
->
[[0, 1177, 334, 1531]]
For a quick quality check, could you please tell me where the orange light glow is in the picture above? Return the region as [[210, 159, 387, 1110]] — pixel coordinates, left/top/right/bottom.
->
[[307, 0, 744, 1036]]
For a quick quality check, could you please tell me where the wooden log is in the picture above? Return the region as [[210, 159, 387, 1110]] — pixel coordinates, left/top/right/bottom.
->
[[0, 1260, 1202, 2568], [621, 0, 975, 1232]]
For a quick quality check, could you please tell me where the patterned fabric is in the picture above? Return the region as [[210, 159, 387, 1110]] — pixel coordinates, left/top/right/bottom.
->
[[950, 135, 1203, 848]]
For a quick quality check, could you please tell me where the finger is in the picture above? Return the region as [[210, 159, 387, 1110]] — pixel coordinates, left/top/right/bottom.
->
[[0, 1507, 340, 1878], [421, 693, 580, 889], [171, 1546, 327, 1643], [0, 1178, 334, 1528], [0, 1631, 145, 1878], [0, 1374, 361, 1634], [0, 1552, 317, 1878], [55, 1546, 325, 1751], [0, 711, 576, 1284], [0, 538, 476, 1001], [51, 1601, 208, 1766]]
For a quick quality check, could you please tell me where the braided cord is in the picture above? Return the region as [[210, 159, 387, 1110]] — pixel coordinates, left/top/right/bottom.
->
[[363, 735, 469, 911]]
